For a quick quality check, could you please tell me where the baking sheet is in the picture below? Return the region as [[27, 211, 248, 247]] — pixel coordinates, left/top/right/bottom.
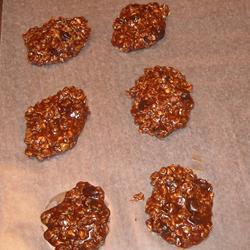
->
[[0, 0, 250, 249]]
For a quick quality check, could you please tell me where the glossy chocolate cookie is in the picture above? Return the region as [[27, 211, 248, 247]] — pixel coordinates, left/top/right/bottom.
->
[[128, 66, 194, 138], [112, 3, 169, 52], [24, 86, 89, 160], [23, 16, 91, 65], [145, 165, 214, 248], [41, 182, 110, 250]]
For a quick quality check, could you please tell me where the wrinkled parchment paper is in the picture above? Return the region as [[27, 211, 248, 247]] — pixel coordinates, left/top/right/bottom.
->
[[0, 0, 250, 249]]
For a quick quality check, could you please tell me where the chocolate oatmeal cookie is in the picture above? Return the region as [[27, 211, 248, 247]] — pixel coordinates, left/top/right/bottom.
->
[[128, 66, 194, 138], [41, 182, 110, 250], [145, 165, 214, 248], [23, 16, 91, 65], [112, 2, 169, 52], [24, 86, 89, 160]]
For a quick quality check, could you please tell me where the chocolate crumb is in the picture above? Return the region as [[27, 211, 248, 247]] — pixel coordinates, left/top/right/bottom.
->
[[145, 164, 214, 248], [131, 192, 145, 201]]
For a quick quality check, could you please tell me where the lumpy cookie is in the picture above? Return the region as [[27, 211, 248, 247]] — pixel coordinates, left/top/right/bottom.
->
[[24, 86, 89, 160], [145, 165, 214, 248], [128, 66, 194, 138], [112, 2, 169, 52], [41, 182, 110, 250], [23, 16, 91, 65]]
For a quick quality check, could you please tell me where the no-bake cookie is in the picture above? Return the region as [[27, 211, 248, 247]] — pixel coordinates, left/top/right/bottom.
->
[[24, 86, 89, 160], [23, 16, 91, 65], [112, 2, 169, 52], [128, 66, 194, 138], [41, 182, 110, 250], [145, 164, 214, 248]]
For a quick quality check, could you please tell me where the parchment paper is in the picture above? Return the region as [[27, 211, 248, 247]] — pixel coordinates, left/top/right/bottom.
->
[[0, 1, 250, 249]]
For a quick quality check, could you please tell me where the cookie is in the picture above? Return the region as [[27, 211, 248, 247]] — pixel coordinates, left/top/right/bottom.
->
[[23, 16, 91, 65], [24, 86, 89, 160], [128, 66, 194, 138], [41, 182, 110, 250], [145, 165, 214, 248], [112, 2, 169, 52]]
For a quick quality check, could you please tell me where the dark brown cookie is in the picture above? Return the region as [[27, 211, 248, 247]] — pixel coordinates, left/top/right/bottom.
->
[[23, 16, 91, 65], [41, 182, 110, 250], [24, 86, 89, 160], [128, 66, 194, 138], [112, 2, 169, 52], [145, 165, 214, 248]]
